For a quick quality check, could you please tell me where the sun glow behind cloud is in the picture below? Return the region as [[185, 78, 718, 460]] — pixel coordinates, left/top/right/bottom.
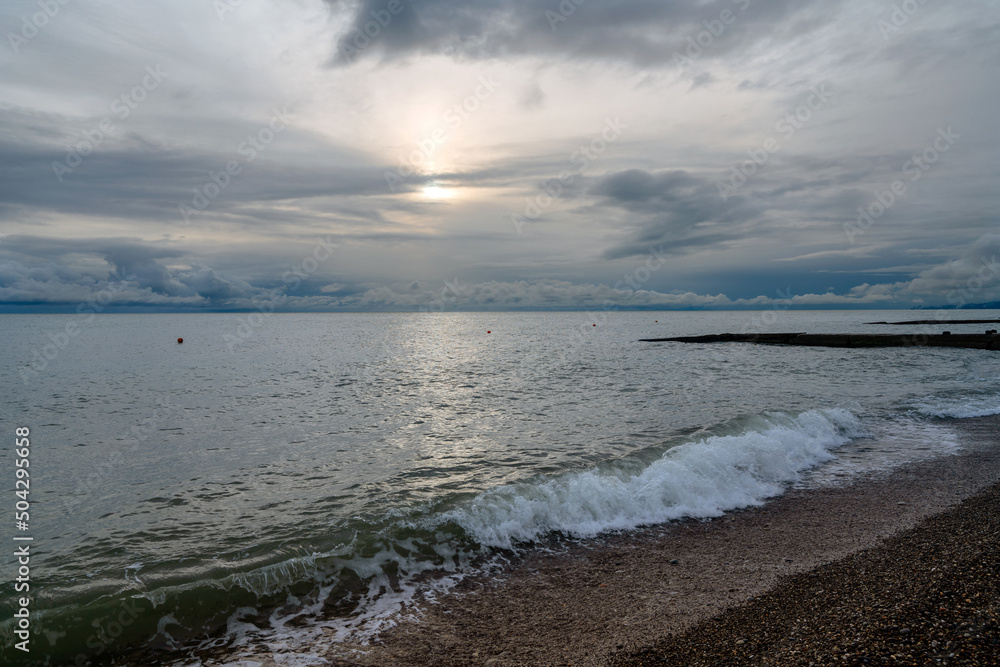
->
[[421, 184, 454, 199]]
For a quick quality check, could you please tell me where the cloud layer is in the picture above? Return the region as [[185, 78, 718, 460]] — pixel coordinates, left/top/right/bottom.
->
[[1, 0, 998, 311]]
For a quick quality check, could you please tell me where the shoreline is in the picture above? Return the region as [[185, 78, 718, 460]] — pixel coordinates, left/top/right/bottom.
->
[[612, 476, 1000, 666], [160, 415, 1000, 666], [315, 415, 1000, 666]]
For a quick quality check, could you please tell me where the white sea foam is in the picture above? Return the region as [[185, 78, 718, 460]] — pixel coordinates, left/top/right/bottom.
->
[[159, 407, 868, 659], [912, 392, 1000, 418], [440, 408, 866, 549]]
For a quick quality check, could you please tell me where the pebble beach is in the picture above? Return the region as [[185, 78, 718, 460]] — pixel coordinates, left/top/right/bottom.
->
[[306, 415, 1000, 667], [614, 477, 1000, 666]]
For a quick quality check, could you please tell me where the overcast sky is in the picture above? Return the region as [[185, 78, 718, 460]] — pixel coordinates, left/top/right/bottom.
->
[[1, 0, 998, 312]]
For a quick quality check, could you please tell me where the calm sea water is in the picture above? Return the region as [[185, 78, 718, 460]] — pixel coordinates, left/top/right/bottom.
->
[[2, 310, 999, 664]]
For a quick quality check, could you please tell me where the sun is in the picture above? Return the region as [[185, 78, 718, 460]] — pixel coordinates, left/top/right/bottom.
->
[[421, 184, 454, 200]]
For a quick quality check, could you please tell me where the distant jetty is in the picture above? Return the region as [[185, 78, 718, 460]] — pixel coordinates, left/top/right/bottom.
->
[[865, 318, 1000, 325], [639, 332, 1000, 350]]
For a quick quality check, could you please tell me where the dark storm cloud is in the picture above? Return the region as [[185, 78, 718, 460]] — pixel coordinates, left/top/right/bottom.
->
[[331, 0, 835, 66], [0, 236, 261, 304], [590, 169, 701, 205], [589, 168, 763, 260]]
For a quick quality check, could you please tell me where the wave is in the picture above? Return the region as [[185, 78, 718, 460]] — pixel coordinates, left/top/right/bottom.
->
[[437, 408, 866, 549], [911, 392, 1000, 418], [1, 408, 867, 663]]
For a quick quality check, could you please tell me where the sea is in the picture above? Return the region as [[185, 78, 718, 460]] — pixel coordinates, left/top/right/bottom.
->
[[2, 310, 999, 665]]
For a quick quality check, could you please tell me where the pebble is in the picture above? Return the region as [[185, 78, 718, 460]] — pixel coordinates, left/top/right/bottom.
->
[[612, 482, 1000, 667]]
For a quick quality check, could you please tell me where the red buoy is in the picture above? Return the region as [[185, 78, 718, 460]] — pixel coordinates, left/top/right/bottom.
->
[[177, 338, 183, 344], [487, 330, 491, 334]]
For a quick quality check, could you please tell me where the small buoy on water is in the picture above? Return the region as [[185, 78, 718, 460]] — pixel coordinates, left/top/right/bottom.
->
[[177, 337, 184, 344], [487, 330, 491, 334], [593, 324, 596, 326]]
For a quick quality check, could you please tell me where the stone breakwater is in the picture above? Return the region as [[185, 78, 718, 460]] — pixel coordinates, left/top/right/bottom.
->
[[639, 332, 1000, 350], [866, 318, 1000, 325]]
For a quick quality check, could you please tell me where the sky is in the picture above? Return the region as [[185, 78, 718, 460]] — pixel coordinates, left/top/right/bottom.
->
[[1, 0, 998, 312]]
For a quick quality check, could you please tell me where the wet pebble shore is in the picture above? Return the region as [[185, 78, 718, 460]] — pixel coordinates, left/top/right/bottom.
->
[[614, 481, 1000, 666]]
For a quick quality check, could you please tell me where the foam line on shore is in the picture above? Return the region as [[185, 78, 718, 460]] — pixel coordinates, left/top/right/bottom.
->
[[912, 391, 1000, 418]]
